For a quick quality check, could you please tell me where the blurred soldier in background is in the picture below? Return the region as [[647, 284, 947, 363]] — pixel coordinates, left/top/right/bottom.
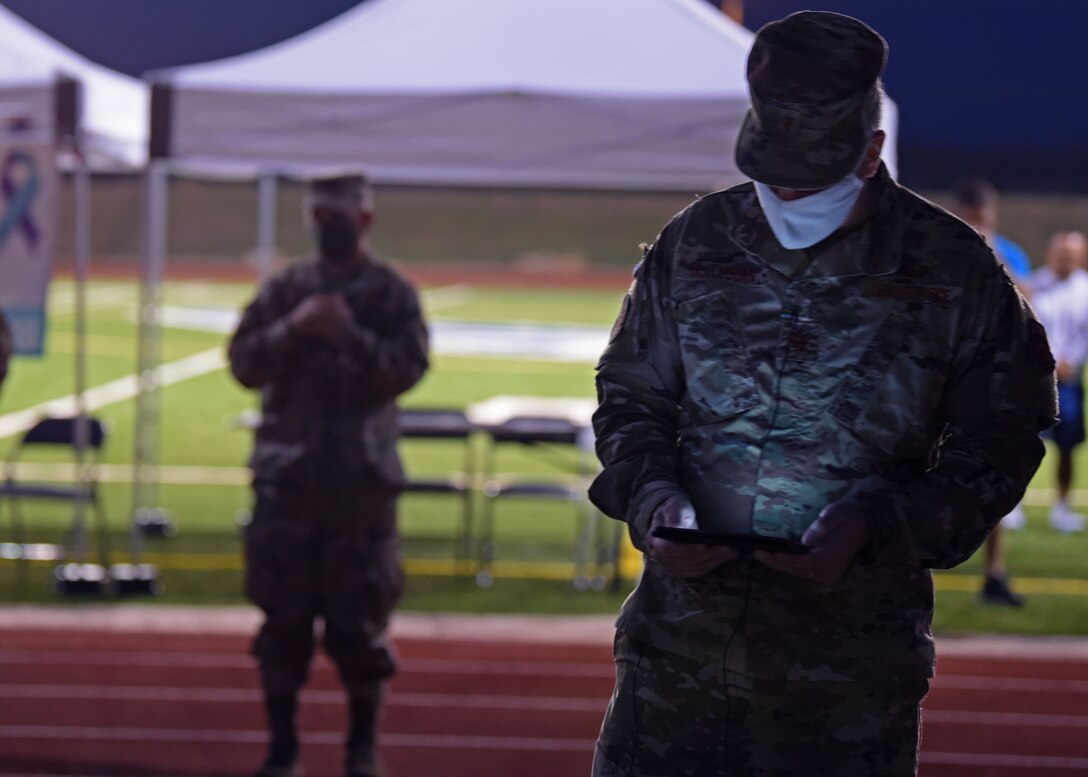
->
[[1029, 231, 1088, 533], [950, 178, 1033, 605], [0, 308, 11, 393], [229, 175, 429, 777], [589, 11, 1056, 777]]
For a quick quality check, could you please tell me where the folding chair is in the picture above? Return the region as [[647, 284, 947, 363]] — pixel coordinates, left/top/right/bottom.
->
[[475, 415, 617, 589], [0, 416, 111, 587], [397, 408, 478, 564]]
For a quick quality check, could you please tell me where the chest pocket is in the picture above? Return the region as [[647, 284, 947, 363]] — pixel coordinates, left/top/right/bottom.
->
[[830, 311, 952, 455], [676, 289, 760, 424]]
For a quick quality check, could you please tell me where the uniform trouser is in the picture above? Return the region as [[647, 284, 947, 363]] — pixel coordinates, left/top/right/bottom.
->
[[244, 480, 404, 699], [592, 634, 927, 777]]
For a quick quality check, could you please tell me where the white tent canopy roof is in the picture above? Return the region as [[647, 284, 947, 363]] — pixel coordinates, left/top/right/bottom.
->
[[151, 0, 896, 190], [0, 5, 147, 168], [150, 0, 761, 191], [162, 0, 753, 97]]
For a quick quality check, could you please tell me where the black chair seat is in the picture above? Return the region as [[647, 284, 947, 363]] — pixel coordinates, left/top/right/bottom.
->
[[394, 408, 477, 566], [2, 416, 112, 590], [0, 482, 94, 501], [485, 481, 581, 499], [397, 409, 476, 439], [485, 416, 582, 445]]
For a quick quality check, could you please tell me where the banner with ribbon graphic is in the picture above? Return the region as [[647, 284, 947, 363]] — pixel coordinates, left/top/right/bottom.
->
[[0, 143, 57, 355]]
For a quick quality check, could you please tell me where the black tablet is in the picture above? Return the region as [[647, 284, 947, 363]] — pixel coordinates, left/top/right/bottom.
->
[[651, 526, 810, 554]]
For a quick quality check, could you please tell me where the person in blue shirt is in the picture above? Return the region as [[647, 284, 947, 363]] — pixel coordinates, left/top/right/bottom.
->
[[952, 177, 1033, 606]]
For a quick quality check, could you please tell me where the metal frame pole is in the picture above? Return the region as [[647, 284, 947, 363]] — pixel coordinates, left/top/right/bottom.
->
[[131, 159, 168, 563], [71, 143, 92, 563], [256, 172, 278, 279]]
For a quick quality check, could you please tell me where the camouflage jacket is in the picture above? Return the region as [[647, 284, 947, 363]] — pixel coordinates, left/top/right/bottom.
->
[[228, 256, 429, 488], [0, 309, 10, 388], [590, 165, 1057, 682]]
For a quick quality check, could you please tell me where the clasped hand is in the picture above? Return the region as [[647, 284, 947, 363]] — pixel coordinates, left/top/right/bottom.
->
[[289, 293, 353, 341]]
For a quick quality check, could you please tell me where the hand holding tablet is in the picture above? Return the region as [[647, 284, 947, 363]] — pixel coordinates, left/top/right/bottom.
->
[[651, 526, 810, 555]]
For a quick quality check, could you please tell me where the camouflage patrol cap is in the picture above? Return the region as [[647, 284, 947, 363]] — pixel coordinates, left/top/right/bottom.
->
[[305, 174, 368, 214], [734, 11, 887, 190]]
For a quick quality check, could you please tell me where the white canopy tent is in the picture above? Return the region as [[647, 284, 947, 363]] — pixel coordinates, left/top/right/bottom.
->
[[148, 0, 898, 188], [148, 0, 757, 191], [0, 4, 147, 169]]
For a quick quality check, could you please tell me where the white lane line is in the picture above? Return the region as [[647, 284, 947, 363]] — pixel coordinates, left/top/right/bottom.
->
[[919, 751, 1088, 770], [0, 348, 226, 439], [0, 684, 604, 712], [0, 726, 1085, 769], [6, 684, 1086, 726], [922, 709, 1088, 727], [0, 725, 594, 751], [0, 650, 614, 677], [14, 650, 1088, 690], [6, 649, 1088, 688], [3, 755, 1087, 777], [0, 648, 251, 668], [932, 676, 1088, 694]]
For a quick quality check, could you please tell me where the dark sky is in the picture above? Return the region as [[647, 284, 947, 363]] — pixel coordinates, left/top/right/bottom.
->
[[3, 0, 1084, 189], [744, 0, 1084, 154]]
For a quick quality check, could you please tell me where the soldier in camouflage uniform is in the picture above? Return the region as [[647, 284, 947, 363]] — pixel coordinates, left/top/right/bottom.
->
[[229, 175, 428, 777], [0, 308, 11, 392], [589, 12, 1056, 777]]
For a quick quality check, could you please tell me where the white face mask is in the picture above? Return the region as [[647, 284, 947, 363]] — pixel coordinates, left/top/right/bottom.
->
[[754, 174, 866, 250]]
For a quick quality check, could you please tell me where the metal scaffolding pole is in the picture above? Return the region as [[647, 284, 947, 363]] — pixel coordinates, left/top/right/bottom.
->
[[130, 159, 168, 553], [256, 172, 278, 279], [70, 146, 92, 563]]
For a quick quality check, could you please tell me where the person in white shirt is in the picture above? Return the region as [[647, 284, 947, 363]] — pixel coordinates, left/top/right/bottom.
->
[[1030, 231, 1088, 533]]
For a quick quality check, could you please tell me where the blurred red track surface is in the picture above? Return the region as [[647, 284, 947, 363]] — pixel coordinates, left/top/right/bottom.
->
[[0, 609, 1086, 777]]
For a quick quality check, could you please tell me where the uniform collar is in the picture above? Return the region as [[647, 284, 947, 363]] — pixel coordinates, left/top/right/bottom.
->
[[315, 251, 373, 288], [738, 163, 905, 280]]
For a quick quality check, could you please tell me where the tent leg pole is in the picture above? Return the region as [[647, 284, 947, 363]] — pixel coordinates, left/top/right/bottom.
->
[[256, 173, 278, 279], [71, 148, 91, 564], [132, 160, 168, 567]]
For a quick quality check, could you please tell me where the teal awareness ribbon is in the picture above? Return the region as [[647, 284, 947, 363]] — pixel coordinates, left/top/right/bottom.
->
[[0, 149, 41, 251]]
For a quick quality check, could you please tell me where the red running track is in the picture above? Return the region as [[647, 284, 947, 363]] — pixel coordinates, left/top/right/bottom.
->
[[0, 613, 1087, 777]]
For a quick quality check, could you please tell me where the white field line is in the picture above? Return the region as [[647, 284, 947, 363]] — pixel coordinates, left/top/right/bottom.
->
[[47, 283, 136, 315], [3, 463, 576, 487], [164, 282, 252, 307], [8, 461, 1083, 510], [421, 282, 474, 312], [0, 726, 1084, 770], [9, 462, 250, 486], [0, 348, 225, 439]]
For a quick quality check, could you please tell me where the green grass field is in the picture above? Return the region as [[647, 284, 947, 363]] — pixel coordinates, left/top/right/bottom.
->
[[2, 278, 1087, 637]]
